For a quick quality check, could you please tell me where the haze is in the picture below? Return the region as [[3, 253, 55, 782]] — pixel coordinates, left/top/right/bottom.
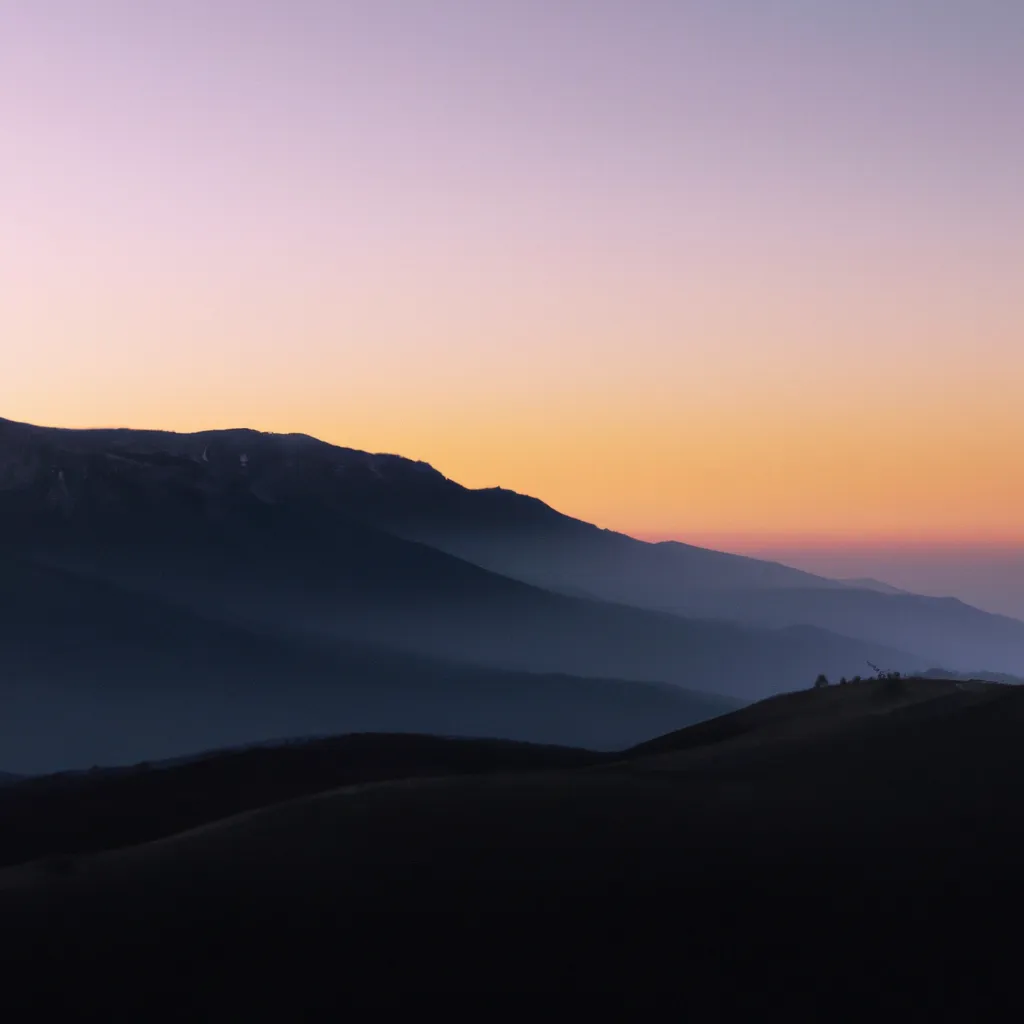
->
[[5, 4, 1024, 1003], [3, 1, 1022, 558]]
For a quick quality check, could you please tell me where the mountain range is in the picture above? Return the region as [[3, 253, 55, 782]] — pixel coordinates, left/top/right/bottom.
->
[[3, 415, 1022, 771]]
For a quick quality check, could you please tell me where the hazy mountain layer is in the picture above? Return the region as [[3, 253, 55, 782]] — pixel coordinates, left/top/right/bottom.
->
[[0, 418, 921, 712], [0, 553, 739, 774], [375, 498, 1024, 676], [4, 417, 1014, 674]]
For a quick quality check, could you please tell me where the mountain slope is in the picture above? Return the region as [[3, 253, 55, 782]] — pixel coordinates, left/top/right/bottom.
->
[[0, 553, 739, 774], [839, 577, 910, 594], [0, 418, 922, 702], [5, 417, 1014, 674], [651, 585, 1024, 676], [374, 493, 1024, 675], [0, 415, 829, 595]]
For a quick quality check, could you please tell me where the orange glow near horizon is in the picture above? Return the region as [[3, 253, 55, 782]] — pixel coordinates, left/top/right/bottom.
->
[[3, 3, 1022, 551], [5, 395, 1023, 550]]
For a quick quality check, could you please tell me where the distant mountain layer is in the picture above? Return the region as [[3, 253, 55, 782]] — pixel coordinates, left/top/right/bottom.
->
[[839, 577, 910, 595], [83, 417, 1009, 676], [0, 419, 922, 729], [4, 417, 1012, 675], [0, 553, 740, 774], [370, 498, 1024, 677]]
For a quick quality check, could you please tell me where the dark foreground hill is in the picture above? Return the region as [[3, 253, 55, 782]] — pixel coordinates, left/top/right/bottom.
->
[[2, 678, 1021, 1007], [0, 733, 605, 869]]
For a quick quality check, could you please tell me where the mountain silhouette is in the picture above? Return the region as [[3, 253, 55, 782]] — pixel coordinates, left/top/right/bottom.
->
[[6, 415, 1018, 675], [129, 418, 1019, 676], [6, 416, 1014, 676], [0, 419, 923, 736]]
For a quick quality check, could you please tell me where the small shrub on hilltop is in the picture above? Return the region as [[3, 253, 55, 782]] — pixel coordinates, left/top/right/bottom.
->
[[868, 663, 904, 683], [814, 673, 830, 689], [882, 672, 906, 696]]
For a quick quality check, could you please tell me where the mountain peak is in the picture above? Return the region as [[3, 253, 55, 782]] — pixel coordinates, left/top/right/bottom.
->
[[0, 417, 450, 504]]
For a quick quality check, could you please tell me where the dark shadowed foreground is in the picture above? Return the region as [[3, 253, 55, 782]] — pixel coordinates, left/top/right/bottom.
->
[[2, 678, 1022, 1008]]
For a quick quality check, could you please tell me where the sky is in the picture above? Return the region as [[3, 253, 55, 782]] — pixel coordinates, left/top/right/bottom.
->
[[3, 0, 1023, 549]]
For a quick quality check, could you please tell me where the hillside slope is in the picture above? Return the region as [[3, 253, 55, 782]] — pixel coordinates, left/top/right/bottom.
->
[[1, 678, 1021, 1004], [0, 733, 606, 869], [0, 418, 920, 700], [0, 676, 994, 869]]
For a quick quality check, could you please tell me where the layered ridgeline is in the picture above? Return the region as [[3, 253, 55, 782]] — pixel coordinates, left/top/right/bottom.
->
[[362, 474, 1024, 678], [0, 552, 741, 773], [0, 416, 1000, 770], [4, 417, 1018, 675]]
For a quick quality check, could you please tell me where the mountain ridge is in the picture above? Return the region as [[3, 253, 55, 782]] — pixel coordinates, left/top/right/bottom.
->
[[0, 416, 925, 706], [5, 415, 1020, 678]]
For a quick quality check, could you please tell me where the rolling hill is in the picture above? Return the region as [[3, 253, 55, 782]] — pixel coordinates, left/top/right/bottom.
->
[[1, 677, 1020, 1005], [0, 675, 996, 869]]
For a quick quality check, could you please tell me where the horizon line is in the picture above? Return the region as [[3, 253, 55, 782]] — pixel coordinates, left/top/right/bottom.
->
[[641, 532, 1024, 552]]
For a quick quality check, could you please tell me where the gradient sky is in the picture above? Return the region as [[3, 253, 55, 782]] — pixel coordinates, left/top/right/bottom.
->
[[3, 1, 1022, 543]]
